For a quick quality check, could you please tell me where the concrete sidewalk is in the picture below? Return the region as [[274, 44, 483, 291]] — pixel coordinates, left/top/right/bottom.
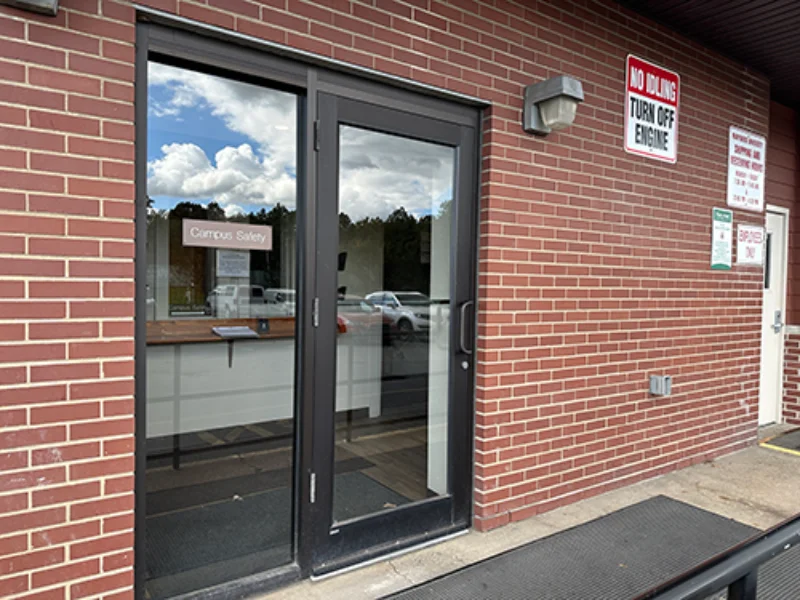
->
[[261, 425, 799, 600]]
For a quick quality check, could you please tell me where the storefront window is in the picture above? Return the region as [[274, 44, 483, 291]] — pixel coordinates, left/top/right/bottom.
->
[[144, 60, 299, 598]]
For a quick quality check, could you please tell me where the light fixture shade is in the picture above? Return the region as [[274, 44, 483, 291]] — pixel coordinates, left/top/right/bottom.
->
[[522, 75, 584, 136], [538, 96, 578, 130], [0, 0, 58, 15]]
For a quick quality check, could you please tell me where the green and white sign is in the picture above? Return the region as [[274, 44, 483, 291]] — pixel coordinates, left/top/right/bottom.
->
[[711, 208, 732, 270]]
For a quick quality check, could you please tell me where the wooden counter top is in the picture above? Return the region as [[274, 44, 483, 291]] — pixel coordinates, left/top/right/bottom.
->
[[146, 317, 295, 345]]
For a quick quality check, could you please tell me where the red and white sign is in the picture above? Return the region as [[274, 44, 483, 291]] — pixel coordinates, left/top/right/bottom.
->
[[624, 55, 680, 163], [727, 126, 766, 212], [737, 224, 765, 265]]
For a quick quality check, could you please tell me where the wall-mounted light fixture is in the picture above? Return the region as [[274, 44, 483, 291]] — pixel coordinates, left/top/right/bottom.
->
[[523, 75, 584, 136], [0, 0, 58, 16]]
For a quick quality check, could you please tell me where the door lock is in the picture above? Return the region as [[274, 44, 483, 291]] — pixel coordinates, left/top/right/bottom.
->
[[772, 309, 783, 334]]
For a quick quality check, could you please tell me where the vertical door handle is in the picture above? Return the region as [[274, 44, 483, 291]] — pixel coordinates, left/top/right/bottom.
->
[[459, 300, 474, 355]]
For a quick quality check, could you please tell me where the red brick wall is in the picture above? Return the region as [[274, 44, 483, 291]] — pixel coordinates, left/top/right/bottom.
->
[[0, 0, 771, 596]]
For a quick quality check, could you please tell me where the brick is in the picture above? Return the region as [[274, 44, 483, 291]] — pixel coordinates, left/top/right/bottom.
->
[[69, 261, 134, 279], [29, 238, 100, 259], [0, 467, 65, 494], [67, 13, 134, 44], [0, 534, 27, 558], [69, 301, 133, 319], [0, 258, 64, 278], [69, 340, 133, 359], [0, 451, 27, 471], [68, 178, 133, 200], [0, 169, 63, 193], [32, 558, 99, 589], [30, 322, 99, 341], [67, 219, 133, 239], [103, 81, 133, 103], [0, 343, 65, 363], [0, 367, 26, 385], [0, 83, 64, 110], [30, 280, 100, 299], [32, 482, 100, 508], [0, 125, 64, 153], [70, 455, 133, 479], [12, 588, 67, 600], [30, 362, 99, 383], [103, 475, 133, 495], [30, 67, 101, 96], [0, 386, 66, 408], [31, 520, 99, 548], [102, 200, 134, 219], [0, 302, 66, 320], [0, 59, 25, 83], [0, 507, 64, 536], [0, 280, 24, 296], [31, 403, 100, 426], [29, 194, 101, 217], [71, 380, 133, 401], [0, 38, 64, 68], [67, 94, 133, 121], [69, 494, 133, 521], [30, 111, 101, 137], [29, 23, 100, 54], [178, 1, 234, 29], [0, 493, 27, 515], [71, 570, 132, 599], [0, 408, 26, 427], [70, 531, 132, 560], [32, 442, 99, 466], [102, 550, 132, 572], [0, 191, 25, 210]]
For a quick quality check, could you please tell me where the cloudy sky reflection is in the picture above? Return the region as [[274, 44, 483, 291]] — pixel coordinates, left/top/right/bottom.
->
[[147, 62, 453, 220]]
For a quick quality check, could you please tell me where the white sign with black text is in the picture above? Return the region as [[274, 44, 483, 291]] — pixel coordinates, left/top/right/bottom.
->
[[216, 249, 250, 278], [727, 127, 766, 212]]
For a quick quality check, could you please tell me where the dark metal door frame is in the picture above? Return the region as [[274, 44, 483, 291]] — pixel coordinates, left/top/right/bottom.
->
[[310, 93, 478, 574], [134, 19, 481, 599]]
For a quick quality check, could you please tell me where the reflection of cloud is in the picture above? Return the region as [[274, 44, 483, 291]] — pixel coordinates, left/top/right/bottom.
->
[[147, 63, 454, 220], [147, 142, 297, 207], [339, 126, 455, 221], [147, 62, 297, 209], [224, 204, 245, 217]]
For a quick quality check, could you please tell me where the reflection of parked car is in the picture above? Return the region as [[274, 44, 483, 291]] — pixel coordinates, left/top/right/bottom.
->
[[265, 288, 296, 316], [365, 291, 430, 335], [205, 285, 267, 318]]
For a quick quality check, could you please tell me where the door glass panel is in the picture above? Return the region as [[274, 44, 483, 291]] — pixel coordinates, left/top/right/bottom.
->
[[332, 125, 455, 523], [145, 61, 298, 598]]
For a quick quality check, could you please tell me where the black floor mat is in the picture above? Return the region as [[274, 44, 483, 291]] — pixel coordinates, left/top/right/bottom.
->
[[145, 471, 409, 598], [386, 496, 759, 600], [763, 428, 800, 452]]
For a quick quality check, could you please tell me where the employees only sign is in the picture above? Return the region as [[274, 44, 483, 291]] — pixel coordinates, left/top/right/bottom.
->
[[737, 224, 765, 265], [624, 55, 680, 163]]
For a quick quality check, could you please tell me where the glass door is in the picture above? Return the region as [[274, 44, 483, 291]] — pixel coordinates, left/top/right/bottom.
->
[[311, 94, 477, 573]]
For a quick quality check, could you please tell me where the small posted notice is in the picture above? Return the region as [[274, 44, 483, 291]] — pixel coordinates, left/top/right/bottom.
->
[[624, 55, 680, 163], [727, 126, 766, 212], [217, 249, 250, 278], [737, 224, 765, 265], [711, 208, 732, 270]]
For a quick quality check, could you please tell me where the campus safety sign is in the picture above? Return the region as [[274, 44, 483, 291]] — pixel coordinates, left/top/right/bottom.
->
[[726, 126, 766, 212], [624, 55, 680, 163]]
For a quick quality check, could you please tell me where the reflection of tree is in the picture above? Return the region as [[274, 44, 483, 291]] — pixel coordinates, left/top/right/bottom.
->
[[147, 198, 449, 305]]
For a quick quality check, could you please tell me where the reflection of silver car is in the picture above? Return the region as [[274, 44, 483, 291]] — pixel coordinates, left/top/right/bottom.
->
[[365, 291, 430, 334]]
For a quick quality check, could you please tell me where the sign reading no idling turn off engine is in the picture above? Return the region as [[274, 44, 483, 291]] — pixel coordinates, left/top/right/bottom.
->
[[624, 55, 680, 163]]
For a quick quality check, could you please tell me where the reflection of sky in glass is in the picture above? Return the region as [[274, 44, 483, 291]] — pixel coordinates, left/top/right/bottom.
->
[[147, 63, 455, 221], [146, 62, 298, 216], [338, 126, 454, 220]]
